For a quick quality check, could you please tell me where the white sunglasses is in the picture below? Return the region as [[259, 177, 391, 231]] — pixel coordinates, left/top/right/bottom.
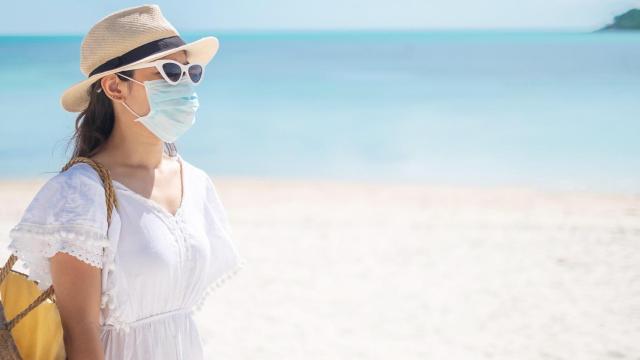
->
[[118, 59, 206, 85]]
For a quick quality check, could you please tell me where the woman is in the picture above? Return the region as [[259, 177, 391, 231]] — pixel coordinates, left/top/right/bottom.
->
[[6, 4, 245, 359]]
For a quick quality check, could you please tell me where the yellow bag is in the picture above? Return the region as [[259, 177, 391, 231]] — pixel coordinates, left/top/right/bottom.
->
[[0, 157, 118, 360], [0, 266, 64, 360]]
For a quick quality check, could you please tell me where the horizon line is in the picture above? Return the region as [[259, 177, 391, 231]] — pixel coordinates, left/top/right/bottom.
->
[[0, 26, 623, 37]]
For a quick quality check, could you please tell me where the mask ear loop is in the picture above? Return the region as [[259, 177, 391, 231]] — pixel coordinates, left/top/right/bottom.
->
[[116, 72, 147, 121], [120, 100, 144, 120]]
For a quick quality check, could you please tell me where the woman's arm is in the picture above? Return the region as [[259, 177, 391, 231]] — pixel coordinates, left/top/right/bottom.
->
[[50, 252, 105, 360]]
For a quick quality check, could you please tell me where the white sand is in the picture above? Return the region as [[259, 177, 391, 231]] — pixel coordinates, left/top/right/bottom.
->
[[1, 177, 639, 359]]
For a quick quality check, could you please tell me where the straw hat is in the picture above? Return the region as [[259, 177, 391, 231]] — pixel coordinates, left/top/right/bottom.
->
[[60, 4, 219, 112]]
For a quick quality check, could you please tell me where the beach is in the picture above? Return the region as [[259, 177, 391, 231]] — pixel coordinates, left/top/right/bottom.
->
[[1, 176, 638, 359]]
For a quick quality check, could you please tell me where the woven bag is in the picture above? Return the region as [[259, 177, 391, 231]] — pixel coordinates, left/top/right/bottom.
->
[[0, 156, 118, 360]]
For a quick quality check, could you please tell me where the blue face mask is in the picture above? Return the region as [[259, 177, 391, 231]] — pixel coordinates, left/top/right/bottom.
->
[[118, 74, 200, 143]]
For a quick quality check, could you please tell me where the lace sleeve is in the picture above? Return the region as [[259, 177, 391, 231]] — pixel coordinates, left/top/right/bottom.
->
[[7, 163, 110, 291], [193, 173, 247, 312]]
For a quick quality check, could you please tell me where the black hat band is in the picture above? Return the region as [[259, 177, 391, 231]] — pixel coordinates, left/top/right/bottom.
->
[[88, 35, 186, 77]]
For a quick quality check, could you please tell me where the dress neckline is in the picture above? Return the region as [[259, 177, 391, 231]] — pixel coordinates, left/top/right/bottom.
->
[[110, 153, 186, 220]]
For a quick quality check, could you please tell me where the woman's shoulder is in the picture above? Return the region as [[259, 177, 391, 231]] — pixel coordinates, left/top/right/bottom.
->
[[181, 156, 232, 232], [180, 156, 219, 193], [13, 161, 108, 229], [35, 161, 104, 196]]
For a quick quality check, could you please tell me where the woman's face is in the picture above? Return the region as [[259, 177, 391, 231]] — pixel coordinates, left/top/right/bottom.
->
[[101, 49, 189, 126]]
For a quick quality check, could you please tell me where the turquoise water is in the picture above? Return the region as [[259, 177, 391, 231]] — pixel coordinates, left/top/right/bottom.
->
[[0, 31, 639, 194]]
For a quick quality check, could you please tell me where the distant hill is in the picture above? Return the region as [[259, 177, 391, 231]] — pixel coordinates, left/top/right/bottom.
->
[[600, 9, 640, 31]]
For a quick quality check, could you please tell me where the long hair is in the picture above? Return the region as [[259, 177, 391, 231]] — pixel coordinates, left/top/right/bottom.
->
[[66, 70, 177, 161]]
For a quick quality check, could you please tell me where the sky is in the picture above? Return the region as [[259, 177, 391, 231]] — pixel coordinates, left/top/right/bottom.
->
[[0, 0, 639, 34]]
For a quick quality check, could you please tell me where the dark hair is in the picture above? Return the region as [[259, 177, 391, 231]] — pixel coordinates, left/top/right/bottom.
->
[[66, 70, 177, 160]]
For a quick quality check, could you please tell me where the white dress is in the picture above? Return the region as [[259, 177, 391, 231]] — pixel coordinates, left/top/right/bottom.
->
[[6, 153, 246, 359]]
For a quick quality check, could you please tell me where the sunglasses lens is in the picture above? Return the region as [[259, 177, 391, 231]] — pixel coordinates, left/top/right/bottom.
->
[[161, 62, 183, 83], [188, 64, 203, 83]]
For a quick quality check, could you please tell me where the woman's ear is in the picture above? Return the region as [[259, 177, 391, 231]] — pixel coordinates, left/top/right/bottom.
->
[[100, 74, 126, 102]]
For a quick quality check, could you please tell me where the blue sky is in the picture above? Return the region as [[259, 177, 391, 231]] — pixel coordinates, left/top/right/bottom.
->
[[1, 0, 638, 34]]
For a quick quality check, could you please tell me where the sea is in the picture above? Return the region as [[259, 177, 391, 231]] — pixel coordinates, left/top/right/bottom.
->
[[0, 31, 638, 194]]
